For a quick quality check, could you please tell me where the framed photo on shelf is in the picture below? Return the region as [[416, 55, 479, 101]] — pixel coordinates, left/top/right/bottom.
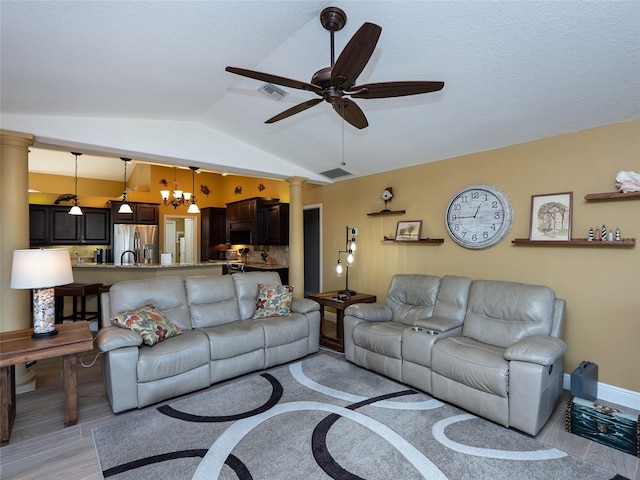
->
[[395, 220, 422, 241], [529, 192, 573, 241]]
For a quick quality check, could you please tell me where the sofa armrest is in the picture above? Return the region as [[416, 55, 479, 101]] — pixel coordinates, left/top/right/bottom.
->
[[96, 325, 143, 352], [344, 303, 393, 322], [292, 297, 320, 314], [504, 335, 567, 366], [415, 315, 462, 333]]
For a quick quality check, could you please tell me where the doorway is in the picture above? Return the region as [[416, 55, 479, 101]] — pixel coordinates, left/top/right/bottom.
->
[[303, 204, 322, 297], [163, 215, 198, 264]]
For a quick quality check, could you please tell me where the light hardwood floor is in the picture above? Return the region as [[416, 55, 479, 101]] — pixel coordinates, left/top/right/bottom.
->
[[0, 346, 638, 480]]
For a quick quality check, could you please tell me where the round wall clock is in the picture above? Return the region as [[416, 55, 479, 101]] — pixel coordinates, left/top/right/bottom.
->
[[445, 184, 514, 249]]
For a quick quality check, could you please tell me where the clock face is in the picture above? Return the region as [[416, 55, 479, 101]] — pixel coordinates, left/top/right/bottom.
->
[[445, 184, 514, 249]]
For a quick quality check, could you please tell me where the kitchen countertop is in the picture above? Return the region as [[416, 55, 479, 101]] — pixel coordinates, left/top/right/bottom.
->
[[73, 262, 224, 269], [72, 261, 288, 269], [211, 260, 288, 269]]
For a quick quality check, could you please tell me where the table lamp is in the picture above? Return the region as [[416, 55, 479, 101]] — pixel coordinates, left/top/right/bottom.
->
[[10, 248, 74, 338]]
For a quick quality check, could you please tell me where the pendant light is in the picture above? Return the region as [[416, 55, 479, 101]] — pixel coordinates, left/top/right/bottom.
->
[[68, 152, 83, 215], [186, 166, 200, 213], [118, 158, 133, 214]]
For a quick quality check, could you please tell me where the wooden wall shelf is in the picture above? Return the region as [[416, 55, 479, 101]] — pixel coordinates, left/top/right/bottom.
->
[[382, 238, 444, 244], [367, 210, 406, 216], [584, 191, 640, 201], [512, 238, 636, 247]]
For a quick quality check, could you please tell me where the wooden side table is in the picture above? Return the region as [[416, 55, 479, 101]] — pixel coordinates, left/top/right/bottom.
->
[[0, 321, 94, 445], [307, 291, 376, 352]]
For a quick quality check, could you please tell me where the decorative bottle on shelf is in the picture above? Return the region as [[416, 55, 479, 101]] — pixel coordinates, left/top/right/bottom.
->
[[601, 225, 607, 242], [588, 227, 594, 241], [615, 227, 621, 242]]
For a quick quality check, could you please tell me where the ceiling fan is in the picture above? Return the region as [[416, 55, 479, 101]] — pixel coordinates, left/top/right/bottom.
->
[[225, 6, 444, 129]]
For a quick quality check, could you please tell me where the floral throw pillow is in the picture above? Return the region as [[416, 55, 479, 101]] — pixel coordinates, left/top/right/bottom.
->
[[111, 304, 182, 346], [253, 284, 294, 319]]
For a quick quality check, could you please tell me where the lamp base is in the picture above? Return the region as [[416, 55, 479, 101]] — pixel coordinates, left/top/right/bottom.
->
[[32, 328, 58, 339]]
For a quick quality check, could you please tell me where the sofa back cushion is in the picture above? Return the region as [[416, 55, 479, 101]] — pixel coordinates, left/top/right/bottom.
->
[[386, 274, 441, 326], [108, 276, 193, 330], [184, 275, 242, 328], [462, 280, 556, 348], [432, 275, 472, 323], [232, 271, 283, 319]]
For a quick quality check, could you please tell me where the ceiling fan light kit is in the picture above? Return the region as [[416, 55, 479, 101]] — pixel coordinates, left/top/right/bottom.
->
[[225, 6, 444, 129]]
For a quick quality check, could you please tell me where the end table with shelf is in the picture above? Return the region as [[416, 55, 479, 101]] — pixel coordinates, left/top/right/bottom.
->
[[307, 291, 377, 352], [0, 321, 94, 445]]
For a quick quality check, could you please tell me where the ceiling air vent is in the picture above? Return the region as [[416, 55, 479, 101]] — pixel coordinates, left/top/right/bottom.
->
[[320, 168, 352, 179], [258, 83, 287, 101]]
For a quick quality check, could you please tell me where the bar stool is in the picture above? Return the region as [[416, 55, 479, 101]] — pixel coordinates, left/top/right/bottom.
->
[[55, 283, 102, 323], [97, 284, 112, 324]]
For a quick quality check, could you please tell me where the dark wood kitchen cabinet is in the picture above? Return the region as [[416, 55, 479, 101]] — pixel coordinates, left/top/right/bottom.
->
[[258, 203, 289, 245], [29, 205, 111, 245], [226, 197, 278, 245], [82, 208, 111, 243], [201, 207, 226, 260], [226, 197, 289, 246], [110, 201, 159, 225]]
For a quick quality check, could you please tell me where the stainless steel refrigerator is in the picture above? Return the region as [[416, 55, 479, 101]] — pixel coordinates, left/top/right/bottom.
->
[[113, 224, 158, 265]]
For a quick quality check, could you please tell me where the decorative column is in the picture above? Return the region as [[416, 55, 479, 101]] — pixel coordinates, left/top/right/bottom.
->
[[0, 129, 37, 392], [286, 176, 306, 298]]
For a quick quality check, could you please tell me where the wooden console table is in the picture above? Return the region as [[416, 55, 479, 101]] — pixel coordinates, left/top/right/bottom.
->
[[307, 291, 376, 352], [0, 321, 94, 445]]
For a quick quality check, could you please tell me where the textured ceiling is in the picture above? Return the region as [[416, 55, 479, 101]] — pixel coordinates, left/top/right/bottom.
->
[[2, 1, 639, 184]]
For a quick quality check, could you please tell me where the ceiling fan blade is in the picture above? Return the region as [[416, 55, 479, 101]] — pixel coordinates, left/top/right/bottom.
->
[[333, 98, 368, 129], [349, 81, 445, 99], [265, 98, 323, 124], [331, 22, 381, 90], [226, 66, 323, 95]]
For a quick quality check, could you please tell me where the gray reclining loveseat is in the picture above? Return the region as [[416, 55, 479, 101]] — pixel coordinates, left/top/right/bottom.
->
[[343, 274, 567, 435]]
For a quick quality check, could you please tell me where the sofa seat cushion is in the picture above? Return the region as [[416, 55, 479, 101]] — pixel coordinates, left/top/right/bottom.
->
[[137, 329, 209, 383], [353, 322, 406, 359], [432, 336, 509, 398], [201, 319, 265, 361], [259, 312, 308, 347]]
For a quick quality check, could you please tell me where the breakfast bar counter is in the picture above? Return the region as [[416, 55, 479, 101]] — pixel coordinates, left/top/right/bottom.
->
[[71, 262, 223, 285]]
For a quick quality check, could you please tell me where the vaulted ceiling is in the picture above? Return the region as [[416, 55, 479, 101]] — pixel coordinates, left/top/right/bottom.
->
[[2, 1, 639, 184]]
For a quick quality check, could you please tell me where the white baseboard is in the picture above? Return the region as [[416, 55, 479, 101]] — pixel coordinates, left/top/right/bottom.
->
[[563, 373, 640, 411]]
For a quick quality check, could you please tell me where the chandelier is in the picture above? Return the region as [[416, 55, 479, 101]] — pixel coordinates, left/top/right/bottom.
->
[[160, 166, 200, 212], [160, 167, 192, 209]]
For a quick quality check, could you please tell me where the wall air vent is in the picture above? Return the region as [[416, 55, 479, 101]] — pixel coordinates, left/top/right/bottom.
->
[[320, 168, 352, 179], [258, 83, 288, 101]]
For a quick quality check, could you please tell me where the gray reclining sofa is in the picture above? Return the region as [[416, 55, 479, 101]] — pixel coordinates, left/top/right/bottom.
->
[[343, 274, 567, 435], [97, 271, 320, 413]]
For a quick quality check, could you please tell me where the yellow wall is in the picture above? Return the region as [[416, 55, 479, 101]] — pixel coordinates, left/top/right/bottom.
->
[[303, 119, 640, 392]]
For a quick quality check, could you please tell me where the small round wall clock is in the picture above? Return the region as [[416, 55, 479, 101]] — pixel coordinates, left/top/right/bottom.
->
[[445, 184, 514, 249]]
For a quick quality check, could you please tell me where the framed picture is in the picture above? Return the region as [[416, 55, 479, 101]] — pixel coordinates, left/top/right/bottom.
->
[[529, 192, 573, 241], [395, 220, 422, 241]]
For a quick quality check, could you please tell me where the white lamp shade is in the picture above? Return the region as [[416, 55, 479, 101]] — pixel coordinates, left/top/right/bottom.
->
[[118, 202, 133, 214], [10, 249, 74, 289], [187, 203, 200, 213], [68, 205, 83, 215]]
